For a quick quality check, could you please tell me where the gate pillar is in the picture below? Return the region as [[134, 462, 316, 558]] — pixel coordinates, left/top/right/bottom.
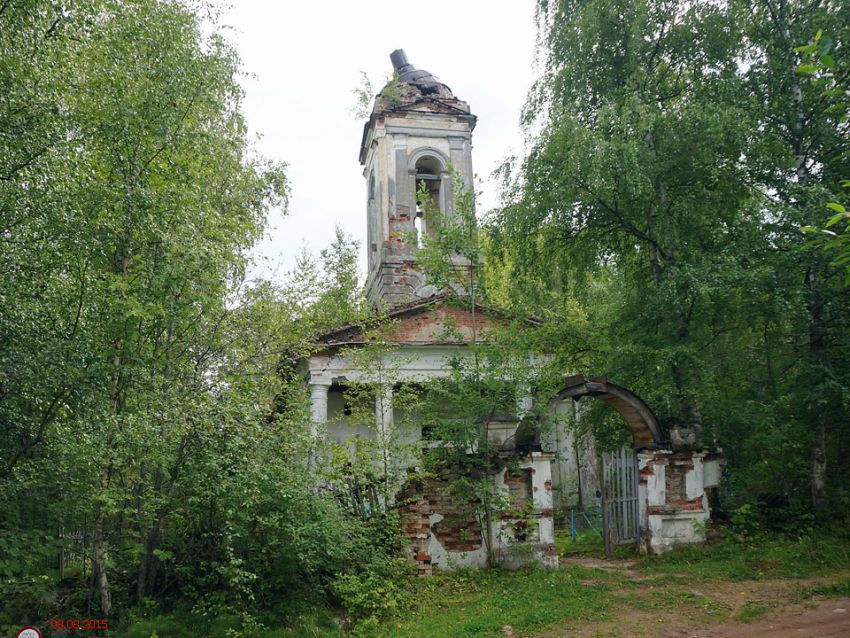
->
[[636, 450, 723, 554]]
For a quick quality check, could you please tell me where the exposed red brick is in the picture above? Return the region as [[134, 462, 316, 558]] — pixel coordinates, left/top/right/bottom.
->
[[680, 500, 705, 511], [504, 469, 533, 507]]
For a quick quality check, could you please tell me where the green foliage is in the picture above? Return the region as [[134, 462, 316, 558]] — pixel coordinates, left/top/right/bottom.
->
[[0, 0, 386, 630], [378, 72, 404, 110], [490, 0, 850, 518], [350, 71, 403, 119], [350, 71, 376, 120], [332, 563, 406, 622], [798, 31, 850, 284], [120, 606, 341, 638], [554, 528, 604, 558]]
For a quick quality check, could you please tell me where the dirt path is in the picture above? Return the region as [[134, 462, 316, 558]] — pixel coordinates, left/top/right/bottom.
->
[[670, 597, 850, 638], [535, 558, 850, 638], [537, 592, 850, 638]]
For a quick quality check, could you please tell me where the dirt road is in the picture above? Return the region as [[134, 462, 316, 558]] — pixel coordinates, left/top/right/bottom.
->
[[671, 597, 850, 638], [536, 557, 850, 638]]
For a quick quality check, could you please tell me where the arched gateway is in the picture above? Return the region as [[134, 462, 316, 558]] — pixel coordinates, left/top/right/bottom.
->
[[556, 375, 666, 449], [553, 375, 722, 555]]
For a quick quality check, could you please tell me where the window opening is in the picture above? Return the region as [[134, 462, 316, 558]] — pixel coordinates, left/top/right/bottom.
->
[[414, 156, 443, 240]]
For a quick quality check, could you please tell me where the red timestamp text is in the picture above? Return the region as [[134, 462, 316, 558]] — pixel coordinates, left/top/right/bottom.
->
[[50, 619, 109, 630]]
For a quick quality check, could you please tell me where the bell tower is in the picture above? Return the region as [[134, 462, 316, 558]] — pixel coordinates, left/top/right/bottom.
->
[[359, 49, 477, 309]]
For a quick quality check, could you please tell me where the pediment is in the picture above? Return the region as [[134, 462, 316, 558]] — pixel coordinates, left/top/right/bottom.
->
[[314, 296, 533, 350]]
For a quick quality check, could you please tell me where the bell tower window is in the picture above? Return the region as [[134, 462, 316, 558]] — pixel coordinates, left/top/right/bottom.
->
[[414, 156, 443, 242]]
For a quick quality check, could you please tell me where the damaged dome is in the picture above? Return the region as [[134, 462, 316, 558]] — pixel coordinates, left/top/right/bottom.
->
[[385, 49, 454, 98]]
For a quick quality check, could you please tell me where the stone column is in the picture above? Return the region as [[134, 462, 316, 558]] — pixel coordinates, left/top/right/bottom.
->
[[530, 452, 558, 567], [448, 135, 470, 192], [439, 169, 453, 218], [393, 133, 410, 230], [637, 449, 714, 554], [309, 382, 331, 438]]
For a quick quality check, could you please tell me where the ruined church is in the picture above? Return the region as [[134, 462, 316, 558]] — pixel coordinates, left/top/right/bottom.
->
[[305, 50, 721, 572]]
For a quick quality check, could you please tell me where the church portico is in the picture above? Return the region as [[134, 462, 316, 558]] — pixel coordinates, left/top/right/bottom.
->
[[308, 294, 559, 570]]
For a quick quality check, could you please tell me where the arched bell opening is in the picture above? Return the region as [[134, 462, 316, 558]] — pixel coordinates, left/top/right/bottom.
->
[[413, 155, 445, 242]]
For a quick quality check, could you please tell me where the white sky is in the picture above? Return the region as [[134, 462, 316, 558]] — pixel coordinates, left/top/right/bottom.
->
[[220, 1, 538, 281]]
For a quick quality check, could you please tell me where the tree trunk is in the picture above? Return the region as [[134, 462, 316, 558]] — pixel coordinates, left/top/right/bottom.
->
[[807, 265, 828, 506], [136, 516, 163, 604], [811, 423, 826, 507], [93, 506, 112, 616]]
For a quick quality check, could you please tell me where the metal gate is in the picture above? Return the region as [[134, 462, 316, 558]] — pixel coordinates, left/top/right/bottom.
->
[[601, 446, 640, 556]]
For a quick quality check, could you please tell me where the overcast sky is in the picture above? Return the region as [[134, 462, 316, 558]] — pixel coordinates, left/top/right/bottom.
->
[[220, 1, 539, 281]]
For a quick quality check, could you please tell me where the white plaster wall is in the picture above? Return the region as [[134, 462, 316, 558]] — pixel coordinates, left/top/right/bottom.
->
[[646, 459, 666, 507], [703, 458, 721, 488], [647, 509, 711, 554], [529, 453, 554, 516], [685, 455, 705, 500], [429, 458, 557, 571], [310, 345, 507, 386], [637, 454, 650, 529], [639, 450, 717, 555]]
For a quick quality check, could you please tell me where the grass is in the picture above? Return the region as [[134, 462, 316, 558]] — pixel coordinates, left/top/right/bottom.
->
[[119, 607, 343, 638], [799, 576, 850, 600], [555, 528, 605, 557], [614, 587, 730, 620], [733, 601, 769, 622], [354, 530, 850, 637], [354, 566, 611, 638], [115, 531, 850, 638], [635, 533, 850, 581]]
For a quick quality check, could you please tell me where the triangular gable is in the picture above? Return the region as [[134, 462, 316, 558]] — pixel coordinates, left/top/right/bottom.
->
[[314, 295, 538, 350]]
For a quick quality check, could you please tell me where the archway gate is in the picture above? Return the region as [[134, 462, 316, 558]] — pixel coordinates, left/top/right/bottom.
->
[[554, 375, 722, 555]]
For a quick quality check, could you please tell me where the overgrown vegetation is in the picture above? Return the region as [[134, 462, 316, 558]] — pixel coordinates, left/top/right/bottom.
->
[[0, 1, 390, 634], [321, 529, 850, 638], [488, 0, 850, 520], [3, 0, 850, 636]]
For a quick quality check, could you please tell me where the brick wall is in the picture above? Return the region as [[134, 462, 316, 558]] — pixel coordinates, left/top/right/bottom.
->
[[665, 462, 688, 505], [504, 468, 533, 507], [397, 478, 483, 575]]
